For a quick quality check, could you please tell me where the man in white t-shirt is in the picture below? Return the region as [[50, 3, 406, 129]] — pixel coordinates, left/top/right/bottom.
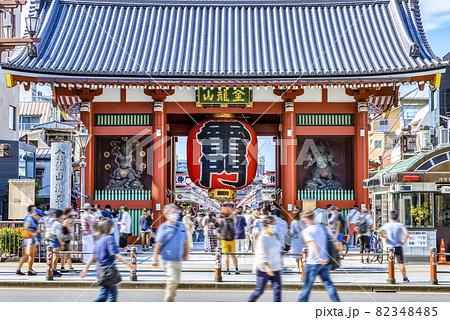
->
[[298, 210, 340, 302], [119, 205, 132, 252], [379, 210, 409, 283], [346, 205, 361, 247]]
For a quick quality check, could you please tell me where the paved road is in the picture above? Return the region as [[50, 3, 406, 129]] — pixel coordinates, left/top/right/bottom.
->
[[0, 289, 449, 302]]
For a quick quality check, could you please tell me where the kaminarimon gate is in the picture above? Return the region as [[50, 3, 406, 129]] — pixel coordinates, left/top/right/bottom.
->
[[2, 0, 447, 228]]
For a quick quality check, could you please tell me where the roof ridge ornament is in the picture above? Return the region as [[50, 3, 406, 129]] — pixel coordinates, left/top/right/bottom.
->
[[409, 41, 420, 59]]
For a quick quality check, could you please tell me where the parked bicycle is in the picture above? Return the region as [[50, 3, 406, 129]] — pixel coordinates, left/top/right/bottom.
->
[[366, 230, 384, 264]]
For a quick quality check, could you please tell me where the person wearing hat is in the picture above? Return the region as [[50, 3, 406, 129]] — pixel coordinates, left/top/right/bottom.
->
[[16, 205, 42, 276]]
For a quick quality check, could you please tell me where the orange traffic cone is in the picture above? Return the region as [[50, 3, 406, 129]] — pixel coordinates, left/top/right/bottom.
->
[[438, 239, 448, 264]]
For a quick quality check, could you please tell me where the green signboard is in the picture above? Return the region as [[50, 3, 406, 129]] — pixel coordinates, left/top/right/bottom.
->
[[196, 87, 252, 108]]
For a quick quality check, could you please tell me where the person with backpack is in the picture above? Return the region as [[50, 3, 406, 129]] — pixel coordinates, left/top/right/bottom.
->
[[298, 211, 340, 302], [346, 205, 360, 247], [356, 208, 373, 263], [329, 206, 345, 254], [152, 204, 190, 302], [219, 207, 240, 275]]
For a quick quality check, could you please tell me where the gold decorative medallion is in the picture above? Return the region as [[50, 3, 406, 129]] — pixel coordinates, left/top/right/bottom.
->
[[104, 151, 110, 158], [104, 164, 111, 170], [121, 137, 128, 141], [140, 163, 147, 169], [139, 151, 146, 157], [133, 140, 139, 146]]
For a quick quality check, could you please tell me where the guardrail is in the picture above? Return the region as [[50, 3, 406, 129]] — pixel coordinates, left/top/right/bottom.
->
[[429, 248, 450, 285], [0, 221, 83, 263], [43, 246, 393, 283]]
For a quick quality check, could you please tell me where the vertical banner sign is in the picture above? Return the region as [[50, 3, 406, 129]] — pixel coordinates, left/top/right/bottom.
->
[[187, 118, 257, 189], [50, 142, 72, 210]]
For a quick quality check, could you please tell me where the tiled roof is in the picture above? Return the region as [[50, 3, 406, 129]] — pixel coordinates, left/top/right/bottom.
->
[[2, 0, 446, 79], [374, 145, 450, 177]]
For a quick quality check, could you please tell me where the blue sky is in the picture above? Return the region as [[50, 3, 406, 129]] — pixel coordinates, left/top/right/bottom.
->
[[177, 1, 450, 172]]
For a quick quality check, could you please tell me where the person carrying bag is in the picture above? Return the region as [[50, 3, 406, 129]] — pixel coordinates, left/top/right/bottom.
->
[[81, 219, 134, 302]]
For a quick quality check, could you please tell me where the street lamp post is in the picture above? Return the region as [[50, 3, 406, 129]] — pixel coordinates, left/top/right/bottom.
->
[[25, 16, 40, 58], [74, 124, 92, 212]]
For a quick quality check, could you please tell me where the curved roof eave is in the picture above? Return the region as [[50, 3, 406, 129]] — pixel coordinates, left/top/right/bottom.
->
[[2, 0, 445, 78]]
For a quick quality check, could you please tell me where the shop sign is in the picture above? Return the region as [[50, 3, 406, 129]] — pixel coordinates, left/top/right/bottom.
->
[[187, 118, 258, 189], [407, 231, 427, 247], [441, 186, 450, 193], [425, 173, 450, 183], [196, 87, 252, 108]]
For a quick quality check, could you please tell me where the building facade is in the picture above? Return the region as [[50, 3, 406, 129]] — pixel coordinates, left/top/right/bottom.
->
[[1, 0, 447, 228]]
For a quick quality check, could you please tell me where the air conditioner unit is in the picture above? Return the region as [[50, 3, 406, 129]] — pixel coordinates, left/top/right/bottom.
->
[[438, 127, 450, 146], [417, 130, 432, 152]]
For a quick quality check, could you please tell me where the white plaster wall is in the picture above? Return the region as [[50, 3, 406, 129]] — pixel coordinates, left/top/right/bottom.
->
[[252, 87, 282, 102], [0, 67, 20, 141], [93, 87, 121, 102], [328, 87, 355, 102], [295, 88, 322, 103], [126, 88, 153, 102], [169, 87, 196, 102]]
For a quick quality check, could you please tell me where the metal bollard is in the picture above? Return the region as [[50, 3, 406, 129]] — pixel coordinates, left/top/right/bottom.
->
[[387, 248, 395, 284], [430, 247, 438, 285], [301, 247, 308, 282], [46, 245, 53, 281], [130, 247, 137, 281], [215, 247, 222, 282]]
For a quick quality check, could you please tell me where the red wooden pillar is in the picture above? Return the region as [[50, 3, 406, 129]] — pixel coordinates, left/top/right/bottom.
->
[[354, 102, 370, 209], [281, 101, 297, 223], [152, 101, 168, 226]]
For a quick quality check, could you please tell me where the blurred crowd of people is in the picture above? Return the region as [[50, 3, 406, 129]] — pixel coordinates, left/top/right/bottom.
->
[[16, 200, 409, 302]]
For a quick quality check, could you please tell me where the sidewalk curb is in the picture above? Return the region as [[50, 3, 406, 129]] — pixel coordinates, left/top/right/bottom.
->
[[1, 281, 450, 293]]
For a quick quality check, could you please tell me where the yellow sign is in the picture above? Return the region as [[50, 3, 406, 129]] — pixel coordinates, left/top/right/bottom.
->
[[5, 73, 17, 88], [8, 180, 35, 220], [208, 189, 236, 199], [197, 87, 252, 108]]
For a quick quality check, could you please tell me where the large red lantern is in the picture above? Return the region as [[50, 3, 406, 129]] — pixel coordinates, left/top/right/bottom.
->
[[187, 118, 258, 190]]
